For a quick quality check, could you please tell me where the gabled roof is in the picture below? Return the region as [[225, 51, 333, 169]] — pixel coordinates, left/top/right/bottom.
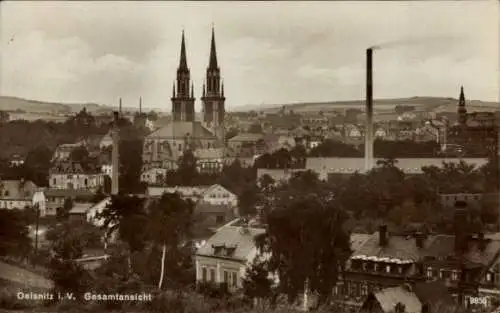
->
[[196, 225, 265, 262], [147, 121, 215, 139], [374, 286, 422, 313], [229, 133, 264, 142]]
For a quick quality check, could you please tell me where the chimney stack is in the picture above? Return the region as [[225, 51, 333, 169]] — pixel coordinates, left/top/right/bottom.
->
[[365, 48, 374, 171], [454, 201, 469, 253], [119, 98, 122, 114], [139, 97, 142, 114], [111, 111, 120, 195], [415, 232, 426, 249], [379, 224, 388, 246]]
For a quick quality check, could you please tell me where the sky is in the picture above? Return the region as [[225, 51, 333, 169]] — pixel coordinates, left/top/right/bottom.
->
[[1, 1, 499, 111]]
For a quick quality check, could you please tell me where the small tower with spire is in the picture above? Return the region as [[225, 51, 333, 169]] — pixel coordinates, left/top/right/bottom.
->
[[201, 25, 226, 143], [171, 30, 195, 123], [458, 86, 467, 126]]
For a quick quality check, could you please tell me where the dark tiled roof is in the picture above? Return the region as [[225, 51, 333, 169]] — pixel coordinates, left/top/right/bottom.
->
[[413, 281, 454, 307], [351, 232, 431, 262], [50, 161, 100, 174], [44, 188, 94, 198], [148, 121, 215, 139], [194, 201, 236, 214]]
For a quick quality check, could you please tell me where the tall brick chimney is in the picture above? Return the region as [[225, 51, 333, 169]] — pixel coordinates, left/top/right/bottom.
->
[[111, 111, 120, 195], [454, 201, 469, 253], [365, 48, 374, 171]]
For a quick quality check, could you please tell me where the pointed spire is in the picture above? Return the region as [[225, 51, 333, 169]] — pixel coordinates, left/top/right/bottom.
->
[[221, 80, 224, 97], [202, 82, 206, 97], [172, 81, 176, 97], [191, 83, 194, 98], [208, 25, 218, 69], [459, 85, 465, 102], [179, 30, 188, 70]]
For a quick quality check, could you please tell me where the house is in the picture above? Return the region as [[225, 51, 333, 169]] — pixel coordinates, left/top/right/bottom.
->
[[228, 133, 266, 156], [439, 193, 483, 210], [193, 201, 239, 229], [43, 188, 95, 216], [194, 148, 225, 174], [101, 164, 112, 177], [146, 184, 237, 207], [9, 154, 25, 167], [0, 179, 40, 211], [140, 167, 168, 185], [68, 202, 93, 223], [49, 161, 105, 191], [359, 282, 454, 313], [415, 122, 439, 143], [52, 143, 82, 161], [195, 219, 267, 291]]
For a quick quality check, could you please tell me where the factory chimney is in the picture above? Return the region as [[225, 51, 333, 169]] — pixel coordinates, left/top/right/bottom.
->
[[111, 110, 120, 195], [119, 97, 122, 114], [139, 97, 142, 114], [365, 48, 374, 171]]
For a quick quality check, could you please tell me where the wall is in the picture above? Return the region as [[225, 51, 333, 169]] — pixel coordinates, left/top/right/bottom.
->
[[49, 173, 104, 190], [195, 255, 245, 291]]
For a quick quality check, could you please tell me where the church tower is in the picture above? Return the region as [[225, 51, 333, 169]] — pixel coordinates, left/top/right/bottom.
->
[[172, 31, 195, 122], [458, 85, 467, 126], [201, 26, 226, 141]]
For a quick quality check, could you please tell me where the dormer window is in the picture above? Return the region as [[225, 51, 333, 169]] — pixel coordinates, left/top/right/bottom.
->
[[386, 265, 391, 273]]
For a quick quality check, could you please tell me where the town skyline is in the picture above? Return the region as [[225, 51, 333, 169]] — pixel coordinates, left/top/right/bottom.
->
[[1, 1, 498, 110]]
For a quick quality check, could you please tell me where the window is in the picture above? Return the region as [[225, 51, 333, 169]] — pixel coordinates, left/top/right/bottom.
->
[[202, 267, 207, 282], [231, 272, 237, 287], [52, 178, 56, 186], [216, 215, 224, 224], [451, 270, 459, 281], [486, 273, 492, 282], [386, 265, 391, 273], [361, 283, 368, 296], [84, 178, 88, 186], [427, 267, 433, 278], [224, 271, 229, 284], [178, 144, 182, 151], [210, 269, 215, 283]]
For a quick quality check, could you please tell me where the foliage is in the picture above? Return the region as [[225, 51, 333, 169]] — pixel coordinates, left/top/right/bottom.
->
[[48, 221, 92, 298], [256, 171, 351, 304], [309, 139, 361, 158], [46, 220, 104, 250], [0, 210, 32, 259], [242, 257, 274, 301], [248, 123, 263, 134], [147, 193, 194, 289]]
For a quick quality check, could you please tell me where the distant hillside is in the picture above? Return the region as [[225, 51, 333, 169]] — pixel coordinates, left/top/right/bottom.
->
[[243, 97, 500, 114], [0, 96, 107, 114]]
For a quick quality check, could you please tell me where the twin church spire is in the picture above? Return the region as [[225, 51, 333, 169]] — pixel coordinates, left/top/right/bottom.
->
[[172, 27, 225, 129]]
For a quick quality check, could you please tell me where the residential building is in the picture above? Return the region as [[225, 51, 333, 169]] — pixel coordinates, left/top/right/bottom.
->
[[359, 282, 454, 313], [86, 197, 111, 227], [146, 184, 237, 207], [140, 167, 168, 185], [195, 220, 267, 291], [49, 161, 105, 191], [9, 154, 25, 167], [0, 179, 39, 211], [43, 189, 95, 216], [99, 132, 113, 149], [228, 133, 266, 156], [52, 143, 81, 161], [194, 148, 225, 174], [68, 202, 93, 223]]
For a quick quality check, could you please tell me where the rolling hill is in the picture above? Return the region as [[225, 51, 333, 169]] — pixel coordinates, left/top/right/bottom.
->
[[0, 96, 108, 114], [244, 97, 500, 114]]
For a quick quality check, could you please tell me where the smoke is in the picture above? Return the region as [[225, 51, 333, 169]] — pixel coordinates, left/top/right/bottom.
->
[[369, 34, 461, 50]]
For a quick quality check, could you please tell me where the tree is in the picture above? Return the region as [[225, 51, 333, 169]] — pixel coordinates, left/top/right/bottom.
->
[[49, 223, 91, 298], [242, 257, 274, 304], [56, 198, 73, 221], [256, 173, 351, 305], [147, 193, 194, 289], [98, 195, 149, 276], [309, 139, 361, 157], [0, 210, 32, 260]]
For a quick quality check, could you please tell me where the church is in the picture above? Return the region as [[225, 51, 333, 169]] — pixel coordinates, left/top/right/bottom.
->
[[142, 28, 226, 170]]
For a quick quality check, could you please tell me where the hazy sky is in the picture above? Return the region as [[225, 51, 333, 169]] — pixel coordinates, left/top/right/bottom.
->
[[1, 1, 498, 111]]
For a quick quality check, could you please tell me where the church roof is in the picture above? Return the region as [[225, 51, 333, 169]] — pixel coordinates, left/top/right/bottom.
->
[[147, 121, 216, 139]]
